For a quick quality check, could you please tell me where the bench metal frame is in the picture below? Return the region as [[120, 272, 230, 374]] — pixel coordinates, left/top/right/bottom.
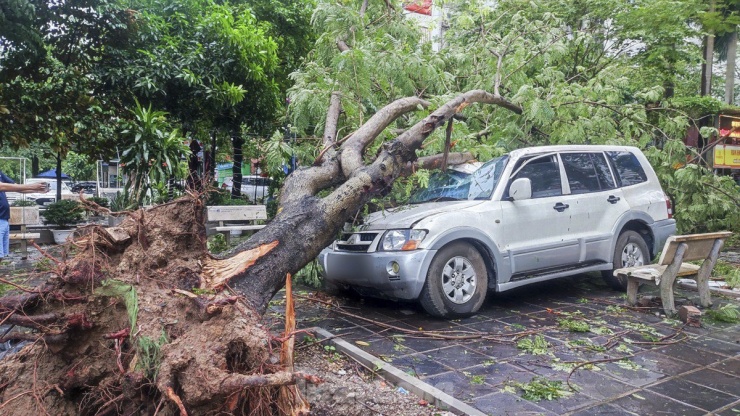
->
[[616, 231, 732, 317]]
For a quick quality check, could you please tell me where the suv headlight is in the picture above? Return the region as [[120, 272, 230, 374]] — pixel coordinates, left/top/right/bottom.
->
[[381, 229, 427, 251]]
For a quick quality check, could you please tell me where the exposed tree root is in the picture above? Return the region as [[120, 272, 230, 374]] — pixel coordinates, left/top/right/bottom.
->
[[0, 197, 317, 415]]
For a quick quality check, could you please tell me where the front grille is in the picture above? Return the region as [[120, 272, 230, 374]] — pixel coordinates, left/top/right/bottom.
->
[[334, 232, 379, 253], [336, 244, 371, 252]]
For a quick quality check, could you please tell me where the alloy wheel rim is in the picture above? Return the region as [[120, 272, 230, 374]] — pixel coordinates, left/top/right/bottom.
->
[[621, 242, 645, 268], [441, 256, 476, 304]]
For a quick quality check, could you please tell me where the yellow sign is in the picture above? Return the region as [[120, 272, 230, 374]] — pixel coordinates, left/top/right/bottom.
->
[[714, 144, 740, 168]]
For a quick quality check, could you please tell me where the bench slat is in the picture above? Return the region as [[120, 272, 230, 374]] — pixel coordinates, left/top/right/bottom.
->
[[615, 263, 700, 281], [9, 206, 41, 226], [9, 233, 41, 240], [214, 225, 266, 232], [658, 232, 732, 265], [206, 206, 267, 222]]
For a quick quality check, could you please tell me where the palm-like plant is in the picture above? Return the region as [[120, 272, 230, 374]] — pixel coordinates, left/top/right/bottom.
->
[[120, 101, 189, 205]]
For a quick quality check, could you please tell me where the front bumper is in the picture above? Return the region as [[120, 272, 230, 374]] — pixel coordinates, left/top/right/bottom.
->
[[318, 247, 436, 300]]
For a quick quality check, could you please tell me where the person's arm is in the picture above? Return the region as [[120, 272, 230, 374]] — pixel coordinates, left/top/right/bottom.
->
[[0, 182, 47, 193]]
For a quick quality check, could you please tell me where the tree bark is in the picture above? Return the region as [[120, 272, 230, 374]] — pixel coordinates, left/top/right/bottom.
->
[[701, 1, 716, 97], [726, 31, 737, 104], [232, 131, 244, 198]]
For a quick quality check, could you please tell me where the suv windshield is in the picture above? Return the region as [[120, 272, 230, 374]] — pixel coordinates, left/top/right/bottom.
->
[[410, 156, 509, 203]]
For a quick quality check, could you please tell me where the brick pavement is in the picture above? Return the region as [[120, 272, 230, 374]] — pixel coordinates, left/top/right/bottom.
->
[[275, 274, 740, 415]]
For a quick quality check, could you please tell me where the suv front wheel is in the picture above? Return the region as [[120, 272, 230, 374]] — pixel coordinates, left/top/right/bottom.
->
[[419, 242, 488, 318], [602, 230, 650, 291]]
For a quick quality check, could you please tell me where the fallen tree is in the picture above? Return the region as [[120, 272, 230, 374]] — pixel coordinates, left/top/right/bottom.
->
[[0, 89, 521, 415]]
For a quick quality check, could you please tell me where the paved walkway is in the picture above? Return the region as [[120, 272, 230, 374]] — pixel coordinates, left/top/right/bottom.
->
[[275, 274, 740, 415]]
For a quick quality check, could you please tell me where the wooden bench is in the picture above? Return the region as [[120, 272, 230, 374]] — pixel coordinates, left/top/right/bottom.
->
[[615, 231, 733, 317], [9, 206, 42, 259], [206, 205, 267, 243]]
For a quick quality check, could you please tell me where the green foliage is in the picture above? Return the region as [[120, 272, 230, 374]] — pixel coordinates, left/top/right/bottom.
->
[[558, 318, 591, 333], [136, 331, 169, 380], [207, 233, 228, 254], [120, 101, 189, 205], [62, 151, 95, 181], [95, 280, 139, 330], [712, 260, 740, 289], [41, 200, 84, 228], [206, 189, 252, 206], [516, 335, 550, 355], [11, 199, 36, 207], [706, 304, 740, 323], [668, 96, 725, 119], [109, 190, 137, 212], [510, 377, 573, 401], [647, 145, 740, 234], [294, 259, 322, 288]]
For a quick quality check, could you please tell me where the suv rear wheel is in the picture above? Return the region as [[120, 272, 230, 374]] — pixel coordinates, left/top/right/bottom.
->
[[419, 242, 488, 318], [602, 230, 650, 291]]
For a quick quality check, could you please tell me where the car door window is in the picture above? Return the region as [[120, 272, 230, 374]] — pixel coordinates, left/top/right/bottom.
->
[[510, 155, 562, 198], [561, 153, 616, 194], [606, 151, 647, 187]]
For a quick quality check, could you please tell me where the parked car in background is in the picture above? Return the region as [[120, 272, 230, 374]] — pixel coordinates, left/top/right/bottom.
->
[[71, 181, 97, 195], [222, 176, 272, 201], [319, 145, 676, 318], [6, 178, 76, 206]]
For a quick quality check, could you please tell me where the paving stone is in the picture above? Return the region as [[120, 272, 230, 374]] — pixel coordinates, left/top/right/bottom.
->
[[711, 358, 740, 378], [628, 350, 700, 378], [609, 390, 705, 415], [535, 390, 596, 414], [422, 370, 500, 401], [388, 352, 451, 378], [654, 342, 727, 366], [388, 334, 450, 354], [471, 391, 555, 415], [462, 362, 534, 387], [682, 368, 740, 397], [418, 345, 492, 371], [647, 377, 738, 412], [569, 402, 634, 415], [685, 336, 740, 357], [716, 400, 740, 416], [568, 370, 634, 401], [706, 325, 740, 343], [464, 339, 521, 361], [598, 359, 665, 387]]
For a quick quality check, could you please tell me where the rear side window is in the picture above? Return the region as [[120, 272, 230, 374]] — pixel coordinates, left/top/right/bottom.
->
[[561, 153, 616, 194], [511, 155, 562, 198], [606, 151, 647, 187]]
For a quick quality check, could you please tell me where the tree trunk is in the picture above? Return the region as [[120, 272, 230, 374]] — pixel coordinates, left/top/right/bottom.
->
[[31, 155, 39, 177], [726, 31, 737, 104], [55, 152, 62, 202], [231, 131, 244, 198], [701, 1, 716, 97]]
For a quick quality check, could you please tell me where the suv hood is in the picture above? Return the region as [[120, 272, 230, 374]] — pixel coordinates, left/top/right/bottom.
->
[[361, 201, 485, 230]]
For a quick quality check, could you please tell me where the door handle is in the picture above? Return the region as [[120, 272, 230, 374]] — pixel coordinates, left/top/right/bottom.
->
[[553, 202, 569, 212], [607, 195, 621, 204]]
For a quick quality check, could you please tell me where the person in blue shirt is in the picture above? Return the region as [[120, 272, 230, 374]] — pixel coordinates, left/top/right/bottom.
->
[[0, 172, 47, 259]]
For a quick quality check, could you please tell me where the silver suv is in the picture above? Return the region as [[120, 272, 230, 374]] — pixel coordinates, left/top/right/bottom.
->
[[318, 145, 676, 318]]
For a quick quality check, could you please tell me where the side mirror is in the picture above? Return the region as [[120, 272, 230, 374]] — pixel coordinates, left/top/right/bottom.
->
[[508, 178, 532, 201]]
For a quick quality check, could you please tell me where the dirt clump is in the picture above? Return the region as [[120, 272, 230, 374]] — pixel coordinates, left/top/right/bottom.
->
[[0, 197, 312, 415]]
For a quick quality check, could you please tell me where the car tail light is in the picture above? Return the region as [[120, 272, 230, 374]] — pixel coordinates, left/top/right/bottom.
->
[[665, 195, 673, 219]]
